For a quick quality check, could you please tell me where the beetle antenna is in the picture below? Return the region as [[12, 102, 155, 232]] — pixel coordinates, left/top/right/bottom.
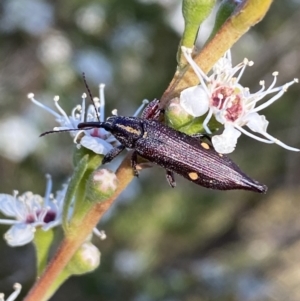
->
[[82, 72, 101, 122], [40, 128, 92, 137]]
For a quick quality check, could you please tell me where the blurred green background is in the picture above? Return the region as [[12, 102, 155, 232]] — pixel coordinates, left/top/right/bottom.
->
[[1, 0, 300, 300]]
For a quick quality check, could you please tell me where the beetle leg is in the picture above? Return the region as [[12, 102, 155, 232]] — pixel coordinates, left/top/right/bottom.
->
[[131, 151, 139, 177], [141, 99, 162, 120], [166, 170, 176, 188], [192, 133, 212, 142], [102, 145, 125, 164]]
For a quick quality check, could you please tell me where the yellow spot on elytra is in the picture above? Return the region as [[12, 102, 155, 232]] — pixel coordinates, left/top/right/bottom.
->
[[188, 172, 199, 180], [201, 142, 210, 150], [143, 131, 148, 138], [118, 125, 141, 135]]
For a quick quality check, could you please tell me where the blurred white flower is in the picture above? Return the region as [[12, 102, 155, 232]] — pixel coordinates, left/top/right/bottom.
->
[[0, 0, 53, 36], [75, 4, 105, 34], [38, 31, 72, 65], [0, 283, 22, 301], [180, 46, 299, 154], [0, 116, 40, 162], [0, 175, 66, 246]]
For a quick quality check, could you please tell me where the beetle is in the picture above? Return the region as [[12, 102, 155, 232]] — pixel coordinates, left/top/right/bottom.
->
[[77, 99, 267, 193]]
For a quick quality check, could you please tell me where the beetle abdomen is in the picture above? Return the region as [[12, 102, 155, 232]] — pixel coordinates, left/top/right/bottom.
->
[[135, 119, 266, 192]]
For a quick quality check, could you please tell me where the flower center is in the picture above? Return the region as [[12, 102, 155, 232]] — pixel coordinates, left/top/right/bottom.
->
[[211, 85, 243, 122], [43, 211, 57, 223], [26, 210, 56, 224]]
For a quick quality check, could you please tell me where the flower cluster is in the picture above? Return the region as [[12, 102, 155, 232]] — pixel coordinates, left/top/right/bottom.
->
[[180, 46, 299, 154], [0, 175, 66, 246], [28, 84, 149, 156], [28, 84, 117, 156], [0, 174, 108, 247]]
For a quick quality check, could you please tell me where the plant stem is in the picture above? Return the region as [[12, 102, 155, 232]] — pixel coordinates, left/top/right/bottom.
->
[[24, 152, 134, 301], [160, 0, 273, 107]]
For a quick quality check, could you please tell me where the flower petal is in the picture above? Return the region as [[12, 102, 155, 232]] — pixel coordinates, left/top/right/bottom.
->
[[4, 224, 35, 246], [212, 125, 241, 154], [80, 136, 113, 155], [0, 194, 18, 217], [246, 113, 269, 133], [180, 86, 209, 117]]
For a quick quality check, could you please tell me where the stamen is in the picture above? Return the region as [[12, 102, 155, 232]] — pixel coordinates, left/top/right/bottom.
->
[[38, 208, 48, 222], [8, 283, 22, 301], [222, 94, 235, 111], [258, 80, 265, 92], [264, 72, 279, 93], [93, 228, 107, 240], [181, 46, 211, 93], [0, 219, 18, 225], [252, 79, 297, 113], [235, 125, 274, 144], [99, 83, 106, 122], [261, 131, 300, 151], [93, 97, 101, 120], [53, 96, 71, 124], [81, 93, 87, 122], [71, 105, 81, 120], [225, 60, 245, 81], [236, 58, 252, 82], [44, 174, 52, 202], [133, 99, 149, 117], [28, 94, 61, 118], [203, 109, 214, 134], [93, 97, 100, 109]]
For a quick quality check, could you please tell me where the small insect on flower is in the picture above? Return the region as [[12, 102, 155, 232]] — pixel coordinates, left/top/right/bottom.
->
[[77, 94, 267, 193], [28, 83, 149, 155], [180, 46, 299, 154], [28, 87, 117, 156], [35, 77, 266, 193]]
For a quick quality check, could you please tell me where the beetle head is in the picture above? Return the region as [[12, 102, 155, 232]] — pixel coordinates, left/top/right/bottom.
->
[[104, 116, 144, 148]]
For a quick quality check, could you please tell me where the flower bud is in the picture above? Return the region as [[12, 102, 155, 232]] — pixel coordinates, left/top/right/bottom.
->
[[66, 242, 100, 275], [165, 97, 194, 129], [85, 169, 118, 203], [179, 0, 216, 65], [182, 0, 216, 26]]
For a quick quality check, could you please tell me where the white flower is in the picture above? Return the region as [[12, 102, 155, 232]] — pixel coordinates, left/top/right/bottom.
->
[[28, 84, 116, 155], [29, 84, 149, 155], [180, 46, 299, 154], [0, 175, 66, 246], [0, 283, 22, 301], [0, 175, 107, 246]]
